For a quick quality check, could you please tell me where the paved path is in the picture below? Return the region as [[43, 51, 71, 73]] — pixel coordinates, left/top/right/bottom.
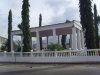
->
[[0, 63, 100, 75]]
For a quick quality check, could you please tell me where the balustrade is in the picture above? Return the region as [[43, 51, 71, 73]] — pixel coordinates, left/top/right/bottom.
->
[[0, 49, 100, 58]]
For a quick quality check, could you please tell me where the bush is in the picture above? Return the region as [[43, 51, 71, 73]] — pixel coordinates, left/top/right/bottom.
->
[[1, 40, 18, 52], [47, 43, 64, 51]]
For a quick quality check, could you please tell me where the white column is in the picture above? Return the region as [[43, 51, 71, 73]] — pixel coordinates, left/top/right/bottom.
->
[[30, 37, 32, 50], [71, 34, 73, 49], [11, 35, 13, 52], [72, 27, 77, 50], [77, 29, 81, 50], [21, 35, 24, 52], [46, 36, 49, 49], [36, 31, 40, 51], [53, 29, 56, 44], [47, 36, 48, 46], [81, 31, 85, 49], [58, 35, 60, 45]]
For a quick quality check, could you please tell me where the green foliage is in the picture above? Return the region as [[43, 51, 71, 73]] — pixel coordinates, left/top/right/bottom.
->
[[39, 14, 42, 27], [39, 14, 42, 50], [1, 40, 18, 51], [97, 16, 100, 24], [18, 0, 31, 52], [1, 40, 8, 51], [99, 36, 100, 42], [94, 4, 99, 48], [47, 44, 64, 51], [66, 20, 71, 23], [79, 0, 96, 49], [18, 24, 22, 30], [61, 35, 66, 49], [8, 9, 12, 52], [99, 36, 100, 48]]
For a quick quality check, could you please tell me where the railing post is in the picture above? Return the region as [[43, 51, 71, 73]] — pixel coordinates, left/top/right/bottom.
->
[[31, 50, 33, 57], [20, 52, 22, 57], [42, 49, 44, 57], [12, 51, 14, 57], [69, 48, 71, 57], [4, 51, 7, 57], [55, 49, 57, 57], [85, 49, 87, 56]]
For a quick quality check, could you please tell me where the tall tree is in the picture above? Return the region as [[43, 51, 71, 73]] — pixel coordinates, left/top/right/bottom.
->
[[97, 15, 100, 25], [61, 20, 71, 49], [61, 35, 66, 49], [1, 40, 18, 52], [79, 0, 96, 49], [8, 9, 12, 52], [39, 14, 42, 50], [18, 0, 31, 52], [94, 4, 99, 48]]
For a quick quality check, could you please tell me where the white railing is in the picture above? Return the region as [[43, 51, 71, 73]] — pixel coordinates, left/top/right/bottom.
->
[[0, 49, 100, 58]]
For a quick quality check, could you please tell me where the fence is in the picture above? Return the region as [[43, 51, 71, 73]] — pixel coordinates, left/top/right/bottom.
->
[[0, 49, 100, 63]]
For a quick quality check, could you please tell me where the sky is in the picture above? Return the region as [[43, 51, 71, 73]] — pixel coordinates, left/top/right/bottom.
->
[[0, 0, 100, 38]]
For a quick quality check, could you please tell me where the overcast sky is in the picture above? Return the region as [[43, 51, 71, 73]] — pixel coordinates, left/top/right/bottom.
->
[[0, 0, 100, 37]]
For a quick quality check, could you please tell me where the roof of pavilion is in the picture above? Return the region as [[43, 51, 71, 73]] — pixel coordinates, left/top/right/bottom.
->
[[11, 20, 82, 37]]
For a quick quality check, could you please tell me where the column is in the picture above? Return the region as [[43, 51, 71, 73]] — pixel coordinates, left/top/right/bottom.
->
[[11, 35, 13, 52], [36, 31, 40, 51], [77, 29, 81, 50], [21, 35, 23, 52], [58, 35, 60, 45], [53, 29, 56, 44], [30, 37, 32, 50], [81, 31, 85, 49], [47, 36, 48, 46], [72, 27, 77, 50]]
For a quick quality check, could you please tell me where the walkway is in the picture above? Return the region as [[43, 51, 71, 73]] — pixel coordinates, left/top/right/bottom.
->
[[0, 63, 100, 75]]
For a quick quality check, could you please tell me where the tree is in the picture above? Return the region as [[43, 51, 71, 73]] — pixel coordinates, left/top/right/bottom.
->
[[18, 0, 31, 52], [97, 15, 100, 25], [47, 43, 64, 51], [61, 35, 66, 49], [1, 40, 8, 51], [8, 9, 12, 52], [94, 4, 99, 48], [1, 40, 18, 52], [15, 40, 21, 52], [99, 36, 100, 42], [61, 20, 71, 49], [79, 0, 96, 49], [39, 14, 42, 50]]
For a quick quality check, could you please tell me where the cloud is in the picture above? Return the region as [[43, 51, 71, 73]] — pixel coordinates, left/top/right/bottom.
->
[[0, 0, 22, 37], [44, 0, 80, 24], [50, 7, 80, 24], [0, 0, 100, 38]]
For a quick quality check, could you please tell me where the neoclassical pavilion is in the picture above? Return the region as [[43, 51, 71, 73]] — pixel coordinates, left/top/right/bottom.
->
[[11, 20, 85, 52]]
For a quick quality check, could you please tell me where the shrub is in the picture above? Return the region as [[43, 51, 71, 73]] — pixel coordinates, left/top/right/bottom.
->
[[47, 43, 64, 51]]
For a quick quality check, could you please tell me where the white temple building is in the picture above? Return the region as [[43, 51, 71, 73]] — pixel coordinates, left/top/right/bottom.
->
[[0, 20, 99, 63], [11, 20, 85, 52]]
